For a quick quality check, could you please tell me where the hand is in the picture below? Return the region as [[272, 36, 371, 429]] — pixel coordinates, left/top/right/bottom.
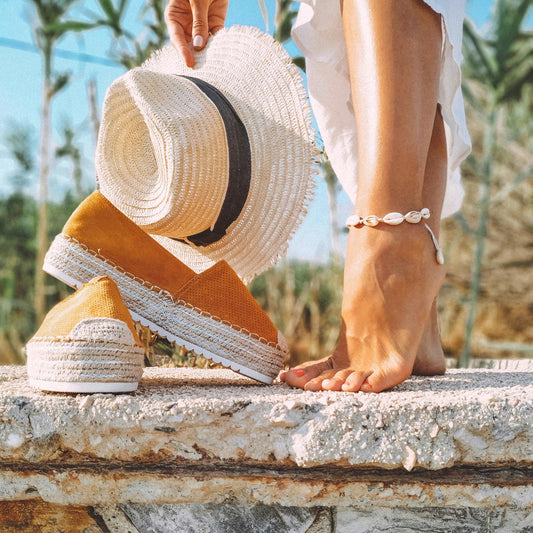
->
[[165, 0, 229, 67]]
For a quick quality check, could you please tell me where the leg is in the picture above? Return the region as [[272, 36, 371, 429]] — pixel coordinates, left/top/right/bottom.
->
[[413, 105, 447, 375], [281, 0, 446, 392]]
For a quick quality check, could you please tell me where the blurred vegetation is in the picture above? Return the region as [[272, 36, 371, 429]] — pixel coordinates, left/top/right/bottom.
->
[[0, 0, 531, 368]]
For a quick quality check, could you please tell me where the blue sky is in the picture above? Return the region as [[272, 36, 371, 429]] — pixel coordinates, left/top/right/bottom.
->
[[0, 0, 494, 262]]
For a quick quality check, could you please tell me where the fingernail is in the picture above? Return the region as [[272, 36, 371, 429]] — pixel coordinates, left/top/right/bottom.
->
[[293, 369, 305, 377], [193, 35, 203, 48]]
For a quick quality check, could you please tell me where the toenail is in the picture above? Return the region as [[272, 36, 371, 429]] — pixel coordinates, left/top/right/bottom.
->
[[322, 379, 332, 388], [293, 369, 306, 377]]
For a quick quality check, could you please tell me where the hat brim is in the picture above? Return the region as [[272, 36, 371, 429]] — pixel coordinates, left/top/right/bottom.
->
[[114, 26, 317, 282]]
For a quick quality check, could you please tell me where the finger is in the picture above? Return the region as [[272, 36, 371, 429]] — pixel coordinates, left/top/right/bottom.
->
[[191, 3, 210, 50], [166, 17, 195, 67], [208, 8, 227, 36], [209, 23, 224, 34]]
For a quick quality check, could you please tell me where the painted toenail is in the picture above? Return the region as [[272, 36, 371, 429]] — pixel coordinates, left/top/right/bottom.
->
[[293, 369, 306, 377]]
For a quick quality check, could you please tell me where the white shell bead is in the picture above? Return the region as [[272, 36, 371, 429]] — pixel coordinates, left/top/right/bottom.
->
[[405, 211, 422, 223], [382, 212, 405, 225], [363, 215, 380, 227], [346, 215, 362, 227], [344, 210, 443, 265]]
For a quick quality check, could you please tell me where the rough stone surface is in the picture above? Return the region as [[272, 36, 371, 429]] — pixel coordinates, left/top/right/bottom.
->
[[1, 465, 531, 509], [0, 501, 104, 532], [1, 364, 532, 531], [120, 503, 316, 533], [1, 366, 532, 471], [3, 501, 532, 532], [335, 506, 533, 533]]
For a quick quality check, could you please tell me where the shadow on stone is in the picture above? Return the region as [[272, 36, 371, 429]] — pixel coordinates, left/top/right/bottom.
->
[[120, 503, 318, 533]]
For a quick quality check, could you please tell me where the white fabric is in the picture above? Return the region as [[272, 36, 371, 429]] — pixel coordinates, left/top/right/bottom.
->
[[292, 0, 472, 218]]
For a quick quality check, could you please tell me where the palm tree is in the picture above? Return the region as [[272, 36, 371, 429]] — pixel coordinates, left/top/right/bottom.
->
[[458, 0, 532, 366], [322, 158, 343, 260], [27, 0, 99, 322], [56, 120, 84, 198], [94, 0, 169, 69]]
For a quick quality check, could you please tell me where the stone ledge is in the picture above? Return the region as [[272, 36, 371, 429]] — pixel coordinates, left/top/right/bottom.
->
[[1, 365, 532, 511], [2, 366, 532, 470]]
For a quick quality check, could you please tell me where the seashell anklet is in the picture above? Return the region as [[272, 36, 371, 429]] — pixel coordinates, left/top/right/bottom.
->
[[346, 208, 444, 265]]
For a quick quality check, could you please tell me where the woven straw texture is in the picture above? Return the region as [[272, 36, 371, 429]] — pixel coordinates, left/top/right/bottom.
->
[[96, 26, 317, 283]]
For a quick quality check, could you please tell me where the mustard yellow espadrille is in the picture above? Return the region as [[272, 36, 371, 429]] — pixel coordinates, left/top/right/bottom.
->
[[43, 192, 287, 384], [27, 276, 144, 393]]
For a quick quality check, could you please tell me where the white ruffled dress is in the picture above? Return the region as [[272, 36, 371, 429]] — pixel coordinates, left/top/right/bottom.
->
[[292, 0, 472, 218]]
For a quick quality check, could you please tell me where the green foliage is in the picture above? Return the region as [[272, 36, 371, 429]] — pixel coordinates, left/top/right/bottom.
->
[[93, 0, 169, 68], [456, 3, 532, 367], [0, 193, 76, 363], [249, 260, 343, 366], [463, 0, 532, 105], [28, 0, 101, 54], [0, 193, 38, 363], [5, 123, 36, 190], [56, 120, 84, 198]]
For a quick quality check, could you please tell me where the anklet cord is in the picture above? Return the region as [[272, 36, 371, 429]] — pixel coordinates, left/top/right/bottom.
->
[[424, 223, 444, 265], [346, 208, 444, 265]]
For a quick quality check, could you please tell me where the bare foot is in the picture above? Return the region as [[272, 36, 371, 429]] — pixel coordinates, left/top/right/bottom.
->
[[280, 223, 445, 392], [412, 300, 446, 375]]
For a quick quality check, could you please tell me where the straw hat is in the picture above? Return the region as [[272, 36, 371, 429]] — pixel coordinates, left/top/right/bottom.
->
[[96, 25, 317, 282]]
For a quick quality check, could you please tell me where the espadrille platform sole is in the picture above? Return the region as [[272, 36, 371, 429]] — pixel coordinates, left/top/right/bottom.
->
[[43, 234, 287, 384], [27, 317, 144, 393]]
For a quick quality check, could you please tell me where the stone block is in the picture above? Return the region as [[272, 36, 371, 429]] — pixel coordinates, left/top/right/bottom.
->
[[0, 501, 104, 533], [1, 366, 532, 472], [335, 506, 533, 533], [120, 503, 317, 533]]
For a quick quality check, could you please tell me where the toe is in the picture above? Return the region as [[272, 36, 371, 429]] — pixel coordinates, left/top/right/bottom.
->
[[359, 374, 385, 393], [360, 365, 411, 393], [341, 370, 373, 392], [322, 369, 354, 391], [303, 369, 338, 391], [281, 357, 333, 389]]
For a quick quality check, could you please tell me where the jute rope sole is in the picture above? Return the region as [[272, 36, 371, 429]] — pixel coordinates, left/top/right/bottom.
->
[[43, 234, 286, 384], [27, 328, 145, 393]]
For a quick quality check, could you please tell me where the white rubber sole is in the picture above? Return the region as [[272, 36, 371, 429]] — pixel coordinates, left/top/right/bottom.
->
[[29, 379, 138, 393], [43, 236, 284, 384]]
